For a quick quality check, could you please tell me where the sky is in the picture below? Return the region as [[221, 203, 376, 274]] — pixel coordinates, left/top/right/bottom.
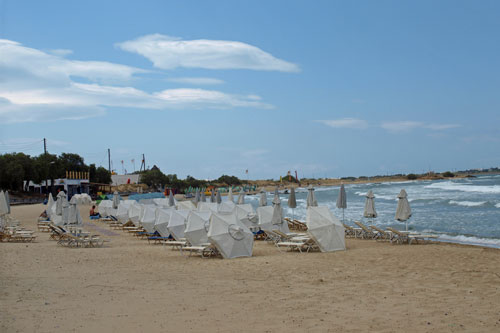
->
[[0, 0, 499, 180]]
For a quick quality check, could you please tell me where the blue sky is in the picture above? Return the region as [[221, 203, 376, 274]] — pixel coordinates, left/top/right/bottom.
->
[[1, 0, 499, 179]]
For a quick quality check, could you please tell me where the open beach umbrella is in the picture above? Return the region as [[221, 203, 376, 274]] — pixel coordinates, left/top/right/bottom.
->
[[167, 209, 189, 240], [168, 190, 175, 207], [154, 207, 173, 237], [395, 189, 412, 231], [208, 212, 254, 259], [237, 189, 245, 205], [116, 201, 132, 223], [185, 210, 212, 246], [306, 206, 345, 252], [288, 187, 297, 220], [194, 188, 200, 205], [363, 190, 377, 224], [227, 187, 234, 202], [259, 190, 267, 207], [235, 204, 257, 228], [201, 191, 206, 203], [336, 184, 347, 223], [139, 205, 157, 233], [216, 190, 222, 204], [177, 200, 196, 211], [306, 185, 318, 208], [112, 191, 120, 209], [210, 190, 216, 203]]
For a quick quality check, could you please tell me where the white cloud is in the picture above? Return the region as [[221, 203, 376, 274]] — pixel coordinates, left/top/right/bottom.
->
[[317, 118, 368, 129], [0, 39, 273, 123], [116, 34, 300, 72], [380, 121, 424, 132], [48, 49, 73, 57], [166, 77, 224, 85], [425, 123, 461, 130]]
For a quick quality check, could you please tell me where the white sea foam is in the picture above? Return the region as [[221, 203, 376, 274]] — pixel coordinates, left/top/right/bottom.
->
[[425, 181, 500, 194], [449, 200, 487, 207], [495, 203, 500, 208], [437, 234, 500, 249]]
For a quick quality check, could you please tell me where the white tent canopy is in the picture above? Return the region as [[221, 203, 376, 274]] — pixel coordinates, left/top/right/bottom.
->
[[306, 206, 345, 252], [185, 210, 212, 246], [154, 208, 174, 237], [167, 209, 190, 240], [208, 212, 254, 259]]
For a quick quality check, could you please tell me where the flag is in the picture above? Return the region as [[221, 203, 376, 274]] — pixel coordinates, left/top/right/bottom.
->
[[245, 169, 248, 174]]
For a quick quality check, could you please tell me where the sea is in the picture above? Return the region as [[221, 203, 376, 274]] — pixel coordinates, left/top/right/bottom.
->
[[246, 174, 500, 249]]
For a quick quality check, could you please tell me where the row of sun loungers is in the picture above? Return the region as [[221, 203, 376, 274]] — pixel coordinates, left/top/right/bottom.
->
[[343, 221, 438, 245], [48, 224, 108, 248], [0, 226, 37, 242]]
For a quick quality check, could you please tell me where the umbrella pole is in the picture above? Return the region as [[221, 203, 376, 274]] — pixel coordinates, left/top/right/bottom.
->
[[342, 209, 345, 223]]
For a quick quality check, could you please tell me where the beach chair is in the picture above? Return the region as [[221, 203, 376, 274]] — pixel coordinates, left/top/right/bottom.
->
[[292, 219, 308, 231], [354, 221, 376, 239], [369, 225, 391, 241], [164, 239, 188, 250], [343, 224, 362, 238], [182, 243, 221, 258], [277, 238, 319, 253], [386, 227, 411, 244]]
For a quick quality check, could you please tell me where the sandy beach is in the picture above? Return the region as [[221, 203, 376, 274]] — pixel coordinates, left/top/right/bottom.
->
[[1, 203, 499, 332]]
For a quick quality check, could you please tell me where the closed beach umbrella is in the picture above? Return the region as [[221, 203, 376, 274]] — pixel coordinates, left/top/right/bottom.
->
[[210, 190, 215, 203], [112, 191, 120, 209], [288, 187, 297, 220], [68, 196, 83, 225], [46, 193, 55, 218], [168, 190, 175, 207], [208, 212, 254, 259], [5, 191, 10, 214], [237, 189, 245, 205], [56, 191, 66, 216], [336, 184, 347, 223], [272, 187, 280, 206], [194, 188, 200, 205], [0, 191, 8, 216], [216, 190, 222, 204], [201, 191, 206, 202], [395, 189, 412, 231], [227, 187, 234, 202], [272, 200, 289, 233], [363, 190, 377, 223], [259, 190, 267, 207], [306, 185, 318, 207]]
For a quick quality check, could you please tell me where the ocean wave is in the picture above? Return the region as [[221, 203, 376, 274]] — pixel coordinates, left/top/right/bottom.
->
[[496, 203, 500, 208], [425, 181, 500, 194], [448, 200, 487, 207], [436, 234, 500, 249]]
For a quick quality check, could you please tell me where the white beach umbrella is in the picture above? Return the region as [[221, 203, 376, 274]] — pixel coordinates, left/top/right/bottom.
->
[[272, 200, 290, 233], [210, 190, 216, 203], [61, 195, 70, 225], [306, 206, 345, 252], [218, 200, 236, 214], [363, 190, 377, 224], [336, 184, 347, 223], [167, 209, 189, 240], [194, 188, 200, 206], [0, 191, 8, 216], [395, 189, 412, 231], [68, 196, 83, 225], [99, 200, 114, 217], [197, 202, 219, 214], [259, 190, 267, 207], [237, 189, 245, 205], [56, 191, 66, 216], [5, 191, 10, 214], [200, 191, 206, 203], [128, 202, 143, 226], [208, 212, 254, 259], [177, 200, 196, 211], [272, 187, 280, 206], [227, 187, 234, 202], [47, 193, 55, 218], [112, 191, 120, 209], [154, 208, 173, 237], [168, 191, 175, 207], [288, 187, 297, 220], [306, 185, 318, 208], [236, 204, 257, 228], [185, 210, 212, 246], [216, 190, 222, 204], [116, 201, 133, 223], [140, 205, 157, 233]]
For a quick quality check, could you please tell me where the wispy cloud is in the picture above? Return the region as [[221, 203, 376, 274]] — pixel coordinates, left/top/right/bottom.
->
[[380, 121, 424, 132], [0, 39, 273, 123], [47, 49, 73, 57], [316, 118, 368, 129], [116, 34, 300, 72], [425, 123, 461, 130], [166, 77, 224, 85]]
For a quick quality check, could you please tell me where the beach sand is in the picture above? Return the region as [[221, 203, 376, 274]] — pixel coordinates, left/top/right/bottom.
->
[[1, 204, 499, 332]]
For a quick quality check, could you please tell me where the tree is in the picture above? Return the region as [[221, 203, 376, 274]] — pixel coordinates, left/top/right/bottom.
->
[[217, 175, 242, 185], [94, 167, 112, 184], [140, 169, 167, 188]]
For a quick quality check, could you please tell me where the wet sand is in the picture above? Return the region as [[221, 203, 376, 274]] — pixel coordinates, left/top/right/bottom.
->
[[1, 204, 499, 332]]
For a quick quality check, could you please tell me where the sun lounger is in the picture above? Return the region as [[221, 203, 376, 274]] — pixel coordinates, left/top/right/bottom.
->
[[354, 221, 377, 239], [277, 238, 319, 253], [369, 225, 391, 241], [386, 227, 437, 245], [181, 244, 221, 258], [164, 240, 187, 250], [343, 224, 362, 238]]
